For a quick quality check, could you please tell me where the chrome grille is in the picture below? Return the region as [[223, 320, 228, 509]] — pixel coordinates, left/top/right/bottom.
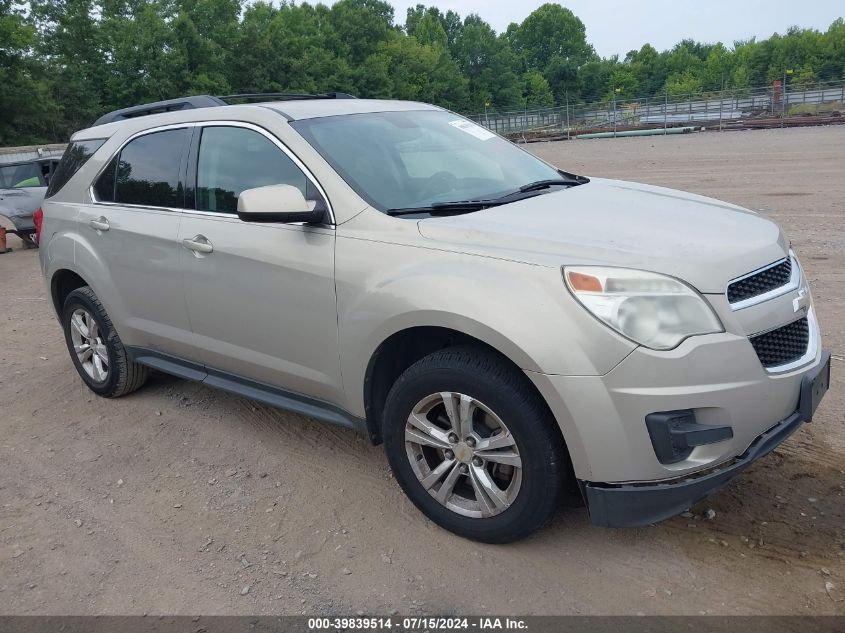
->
[[728, 258, 792, 304], [749, 317, 809, 368]]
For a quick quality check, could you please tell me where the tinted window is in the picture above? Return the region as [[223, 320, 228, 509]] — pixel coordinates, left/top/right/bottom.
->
[[46, 138, 106, 197], [196, 126, 306, 214], [0, 163, 43, 188], [93, 157, 117, 202], [42, 159, 61, 185], [115, 129, 187, 208]]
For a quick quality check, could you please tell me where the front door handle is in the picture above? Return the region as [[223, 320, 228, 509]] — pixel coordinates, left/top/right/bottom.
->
[[89, 217, 110, 232], [182, 235, 213, 254]]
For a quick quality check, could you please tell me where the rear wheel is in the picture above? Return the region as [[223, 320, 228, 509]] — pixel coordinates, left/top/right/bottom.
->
[[62, 286, 149, 397], [382, 346, 568, 543]]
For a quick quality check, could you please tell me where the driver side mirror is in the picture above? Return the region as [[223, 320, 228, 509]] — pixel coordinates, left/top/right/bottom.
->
[[237, 184, 325, 224]]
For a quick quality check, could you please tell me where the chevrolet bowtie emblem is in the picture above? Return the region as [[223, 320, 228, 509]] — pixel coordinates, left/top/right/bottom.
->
[[793, 287, 810, 314]]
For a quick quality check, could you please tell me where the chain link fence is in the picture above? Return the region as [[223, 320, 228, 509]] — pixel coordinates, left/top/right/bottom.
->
[[468, 80, 845, 139]]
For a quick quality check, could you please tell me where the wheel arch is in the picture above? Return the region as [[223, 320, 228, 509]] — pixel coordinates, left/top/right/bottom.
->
[[362, 325, 564, 451], [50, 268, 89, 317]]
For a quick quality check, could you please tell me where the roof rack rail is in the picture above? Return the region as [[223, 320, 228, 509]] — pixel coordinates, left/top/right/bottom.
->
[[92, 95, 227, 126], [93, 92, 357, 127], [216, 92, 357, 102]]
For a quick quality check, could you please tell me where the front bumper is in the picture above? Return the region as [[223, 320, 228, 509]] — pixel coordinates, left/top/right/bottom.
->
[[571, 349, 829, 527], [583, 409, 802, 527], [526, 306, 829, 526]]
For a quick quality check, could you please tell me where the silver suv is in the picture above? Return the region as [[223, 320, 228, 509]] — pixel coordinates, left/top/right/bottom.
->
[[39, 95, 831, 543]]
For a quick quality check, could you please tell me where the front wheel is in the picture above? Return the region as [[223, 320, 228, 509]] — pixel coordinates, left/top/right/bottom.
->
[[382, 347, 569, 543]]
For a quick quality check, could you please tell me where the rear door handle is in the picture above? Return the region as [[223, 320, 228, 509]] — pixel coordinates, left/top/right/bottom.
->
[[182, 235, 213, 254], [89, 217, 110, 232]]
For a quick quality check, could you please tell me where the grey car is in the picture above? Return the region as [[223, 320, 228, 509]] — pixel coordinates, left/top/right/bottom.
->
[[39, 95, 831, 542], [0, 156, 61, 247]]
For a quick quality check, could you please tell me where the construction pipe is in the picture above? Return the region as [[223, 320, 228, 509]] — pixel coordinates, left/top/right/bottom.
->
[[575, 126, 698, 140]]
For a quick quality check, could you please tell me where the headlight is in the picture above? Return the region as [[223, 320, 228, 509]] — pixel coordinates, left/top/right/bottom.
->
[[563, 266, 723, 350]]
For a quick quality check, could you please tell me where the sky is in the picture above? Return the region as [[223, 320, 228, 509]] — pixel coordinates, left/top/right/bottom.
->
[[381, 0, 844, 58]]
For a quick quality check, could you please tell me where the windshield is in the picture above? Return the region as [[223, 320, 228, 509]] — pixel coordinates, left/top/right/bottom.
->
[[0, 163, 44, 188], [293, 110, 562, 212]]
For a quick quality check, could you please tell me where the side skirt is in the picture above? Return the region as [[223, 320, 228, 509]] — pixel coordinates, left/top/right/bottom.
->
[[126, 347, 367, 435]]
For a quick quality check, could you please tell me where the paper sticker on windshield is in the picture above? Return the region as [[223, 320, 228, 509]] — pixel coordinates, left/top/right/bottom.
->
[[449, 119, 496, 141]]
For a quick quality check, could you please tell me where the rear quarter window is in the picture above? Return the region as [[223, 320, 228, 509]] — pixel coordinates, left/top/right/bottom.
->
[[46, 138, 107, 198], [113, 128, 187, 208]]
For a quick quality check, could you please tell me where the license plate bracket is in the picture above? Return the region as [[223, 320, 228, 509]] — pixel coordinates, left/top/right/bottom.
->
[[799, 351, 831, 422]]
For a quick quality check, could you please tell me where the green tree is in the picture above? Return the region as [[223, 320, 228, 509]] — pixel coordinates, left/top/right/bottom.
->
[[361, 32, 468, 108], [731, 65, 751, 93], [543, 54, 579, 103], [609, 66, 639, 100], [702, 43, 731, 90], [522, 71, 554, 108], [818, 19, 845, 80], [413, 11, 448, 50], [4, 0, 845, 144], [29, 0, 103, 137], [507, 3, 592, 71], [329, 0, 395, 65], [98, 1, 184, 107], [230, 2, 352, 96], [0, 0, 57, 143], [451, 15, 522, 111], [625, 43, 665, 96], [576, 57, 615, 103], [170, 0, 240, 95], [664, 70, 703, 96], [406, 4, 462, 51]]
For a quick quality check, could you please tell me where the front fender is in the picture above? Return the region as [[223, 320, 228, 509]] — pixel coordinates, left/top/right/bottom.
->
[[335, 235, 636, 418]]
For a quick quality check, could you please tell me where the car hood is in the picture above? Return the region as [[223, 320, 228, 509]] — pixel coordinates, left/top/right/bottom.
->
[[416, 178, 788, 293]]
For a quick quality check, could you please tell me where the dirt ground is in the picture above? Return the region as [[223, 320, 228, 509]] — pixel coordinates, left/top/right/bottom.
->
[[0, 126, 843, 616]]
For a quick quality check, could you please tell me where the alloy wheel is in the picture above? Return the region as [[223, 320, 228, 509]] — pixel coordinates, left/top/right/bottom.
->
[[69, 308, 109, 383], [404, 391, 522, 518]]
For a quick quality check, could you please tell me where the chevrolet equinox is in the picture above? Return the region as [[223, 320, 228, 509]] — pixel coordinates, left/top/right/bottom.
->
[[38, 94, 831, 543]]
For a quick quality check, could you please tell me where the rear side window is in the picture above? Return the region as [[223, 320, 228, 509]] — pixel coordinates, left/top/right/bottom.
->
[[45, 138, 106, 197], [112, 128, 187, 208]]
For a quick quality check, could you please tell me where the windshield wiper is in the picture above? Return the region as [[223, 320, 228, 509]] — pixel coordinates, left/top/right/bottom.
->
[[386, 176, 587, 216], [386, 200, 502, 217], [518, 178, 582, 193]]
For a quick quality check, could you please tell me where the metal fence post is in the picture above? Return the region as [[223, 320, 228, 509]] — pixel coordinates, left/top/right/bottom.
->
[[781, 72, 786, 128], [522, 103, 528, 142], [719, 85, 725, 132], [612, 92, 617, 136], [565, 91, 570, 140], [663, 91, 668, 133]]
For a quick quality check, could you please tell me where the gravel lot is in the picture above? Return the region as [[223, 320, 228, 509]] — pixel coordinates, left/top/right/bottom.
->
[[0, 125, 842, 615]]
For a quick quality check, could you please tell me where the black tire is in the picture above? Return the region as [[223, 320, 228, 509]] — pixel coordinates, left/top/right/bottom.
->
[[382, 346, 569, 543], [62, 286, 149, 398]]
